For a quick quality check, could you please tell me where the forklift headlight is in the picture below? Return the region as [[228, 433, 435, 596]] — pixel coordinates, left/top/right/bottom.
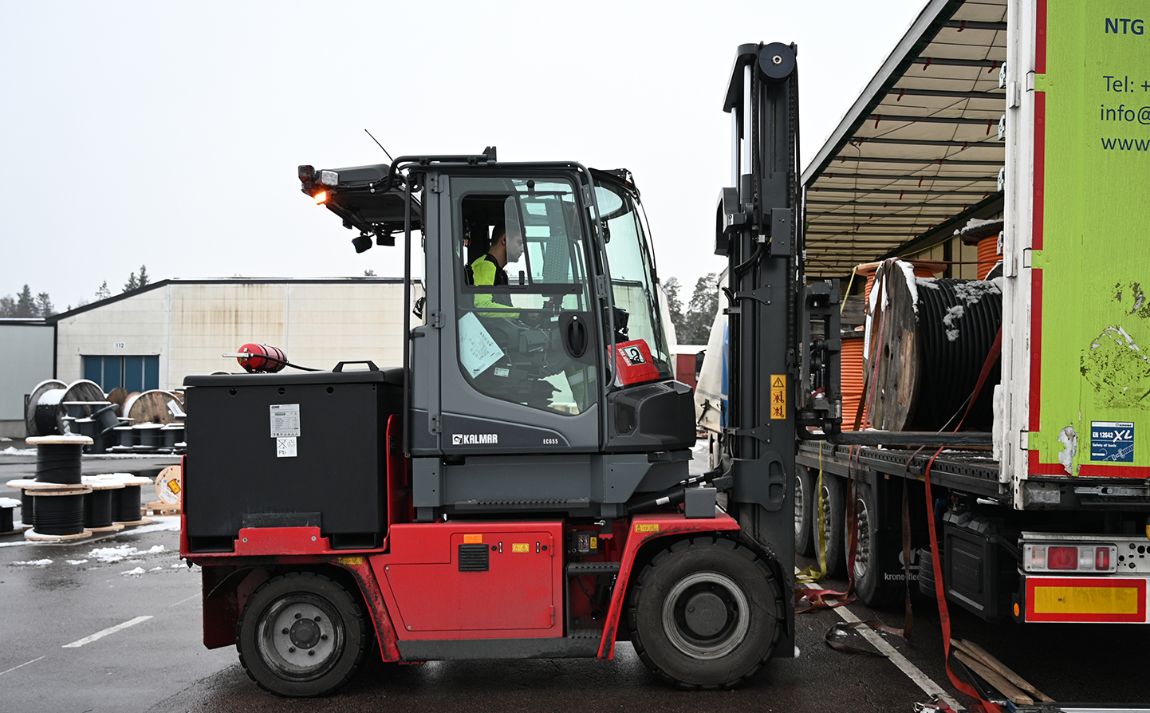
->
[[318, 170, 339, 186]]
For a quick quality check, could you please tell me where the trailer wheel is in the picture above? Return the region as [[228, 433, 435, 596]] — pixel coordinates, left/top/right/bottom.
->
[[851, 480, 902, 607], [628, 537, 783, 689], [820, 474, 847, 578], [237, 571, 367, 697], [794, 467, 816, 557]]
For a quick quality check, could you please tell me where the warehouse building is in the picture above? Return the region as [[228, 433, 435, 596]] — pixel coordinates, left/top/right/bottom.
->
[[2, 278, 418, 437]]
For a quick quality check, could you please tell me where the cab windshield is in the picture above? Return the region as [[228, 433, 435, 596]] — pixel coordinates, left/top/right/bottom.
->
[[595, 180, 673, 380]]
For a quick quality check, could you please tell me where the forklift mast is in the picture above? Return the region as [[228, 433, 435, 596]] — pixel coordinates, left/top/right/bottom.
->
[[716, 43, 840, 552]]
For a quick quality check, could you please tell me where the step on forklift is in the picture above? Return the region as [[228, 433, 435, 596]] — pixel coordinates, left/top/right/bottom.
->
[[180, 42, 839, 696]]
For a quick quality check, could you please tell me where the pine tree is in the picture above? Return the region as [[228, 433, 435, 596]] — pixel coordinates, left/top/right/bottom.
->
[[35, 292, 53, 317], [662, 277, 685, 338], [0, 295, 14, 317], [363, 269, 377, 276], [15, 285, 35, 317], [95, 281, 111, 300], [137, 264, 149, 287], [123, 271, 139, 293]]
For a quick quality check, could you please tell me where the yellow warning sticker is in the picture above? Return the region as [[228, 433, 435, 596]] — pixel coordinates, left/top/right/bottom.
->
[[770, 374, 787, 420], [336, 556, 365, 566], [463, 534, 483, 544], [511, 543, 530, 553], [589, 536, 598, 550], [634, 523, 660, 533]]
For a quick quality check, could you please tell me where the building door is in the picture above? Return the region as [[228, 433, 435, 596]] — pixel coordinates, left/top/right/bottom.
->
[[82, 355, 159, 392]]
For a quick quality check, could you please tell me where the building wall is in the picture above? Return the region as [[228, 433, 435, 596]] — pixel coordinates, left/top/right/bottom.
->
[[0, 323, 55, 438], [54, 280, 418, 391]]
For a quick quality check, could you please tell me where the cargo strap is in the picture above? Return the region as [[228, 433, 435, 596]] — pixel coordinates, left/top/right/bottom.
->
[[922, 327, 1003, 713]]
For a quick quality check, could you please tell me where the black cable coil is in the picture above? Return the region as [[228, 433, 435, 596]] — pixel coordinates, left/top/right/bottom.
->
[[910, 278, 1002, 431], [21, 490, 35, 527], [113, 486, 142, 522], [83, 490, 115, 528], [35, 443, 83, 485], [33, 494, 85, 536]]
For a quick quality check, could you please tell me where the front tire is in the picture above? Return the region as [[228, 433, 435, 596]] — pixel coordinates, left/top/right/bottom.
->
[[237, 571, 368, 697], [628, 537, 784, 689]]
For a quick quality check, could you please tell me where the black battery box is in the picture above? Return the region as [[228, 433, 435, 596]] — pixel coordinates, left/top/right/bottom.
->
[[182, 369, 403, 552]]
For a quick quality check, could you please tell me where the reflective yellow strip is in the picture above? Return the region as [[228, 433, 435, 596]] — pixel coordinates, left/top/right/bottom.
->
[[1032, 584, 1141, 615], [511, 543, 530, 553], [635, 523, 660, 533], [336, 556, 365, 566]]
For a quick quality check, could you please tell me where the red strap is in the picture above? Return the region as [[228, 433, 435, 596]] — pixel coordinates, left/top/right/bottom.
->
[[921, 327, 1004, 712]]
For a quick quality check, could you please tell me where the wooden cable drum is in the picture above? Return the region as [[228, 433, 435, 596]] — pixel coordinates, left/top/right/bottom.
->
[[840, 332, 868, 430], [865, 261, 1002, 431], [857, 260, 945, 317], [106, 387, 130, 415], [124, 390, 182, 424], [977, 234, 1000, 279]]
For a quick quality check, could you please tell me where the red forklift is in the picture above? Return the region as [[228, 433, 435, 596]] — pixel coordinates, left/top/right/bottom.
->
[[180, 42, 835, 696]]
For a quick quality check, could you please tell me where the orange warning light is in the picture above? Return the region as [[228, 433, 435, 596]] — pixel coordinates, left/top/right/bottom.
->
[[313, 190, 328, 205]]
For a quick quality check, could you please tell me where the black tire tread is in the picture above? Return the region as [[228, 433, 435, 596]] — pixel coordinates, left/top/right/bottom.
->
[[236, 571, 369, 697], [626, 536, 784, 690]]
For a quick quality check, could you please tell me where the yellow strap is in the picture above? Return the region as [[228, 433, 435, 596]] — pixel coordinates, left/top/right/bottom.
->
[[796, 441, 829, 583]]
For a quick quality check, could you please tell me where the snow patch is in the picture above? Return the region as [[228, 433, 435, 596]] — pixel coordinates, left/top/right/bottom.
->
[[0, 498, 21, 508], [1, 447, 36, 455], [66, 559, 89, 565], [916, 278, 941, 290], [121, 567, 146, 576], [943, 305, 965, 342], [127, 516, 180, 535], [895, 260, 919, 314], [12, 559, 52, 567], [87, 544, 166, 564]]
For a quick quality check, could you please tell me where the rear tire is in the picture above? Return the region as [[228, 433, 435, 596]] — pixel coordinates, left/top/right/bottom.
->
[[852, 480, 904, 608], [794, 467, 816, 557], [820, 474, 847, 579], [237, 571, 368, 697], [628, 537, 784, 689]]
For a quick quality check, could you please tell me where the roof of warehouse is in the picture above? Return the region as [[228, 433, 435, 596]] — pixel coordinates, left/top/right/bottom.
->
[[802, 0, 1006, 279]]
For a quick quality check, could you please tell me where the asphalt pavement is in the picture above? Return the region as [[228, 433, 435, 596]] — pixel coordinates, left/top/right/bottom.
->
[[2, 446, 1149, 712]]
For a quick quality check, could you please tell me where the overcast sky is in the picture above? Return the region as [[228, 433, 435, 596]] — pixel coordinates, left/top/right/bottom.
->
[[0, 0, 927, 311]]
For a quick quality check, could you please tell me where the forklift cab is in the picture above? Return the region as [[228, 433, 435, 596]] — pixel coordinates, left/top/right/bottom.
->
[[300, 155, 696, 518]]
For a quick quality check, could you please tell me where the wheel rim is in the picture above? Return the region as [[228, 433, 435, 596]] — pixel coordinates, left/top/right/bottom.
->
[[256, 593, 345, 681], [852, 495, 872, 581], [661, 571, 750, 660], [793, 474, 806, 542]]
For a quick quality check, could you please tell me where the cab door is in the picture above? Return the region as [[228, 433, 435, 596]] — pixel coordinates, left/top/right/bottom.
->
[[432, 171, 603, 454]]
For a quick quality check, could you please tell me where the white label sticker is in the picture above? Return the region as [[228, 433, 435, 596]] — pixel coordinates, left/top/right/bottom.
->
[[270, 404, 301, 437], [458, 312, 504, 378], [276, 437, 298, 458]]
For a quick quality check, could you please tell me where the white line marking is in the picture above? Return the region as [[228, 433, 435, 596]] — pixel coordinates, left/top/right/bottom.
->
[[62, 615, 153, 648], [801, 579, 963, 711], [168, 593, 199, 608], [0, 656, 44, 676]]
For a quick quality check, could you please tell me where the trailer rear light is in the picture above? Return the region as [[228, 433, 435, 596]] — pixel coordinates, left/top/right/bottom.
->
[[1023, 543, 1118, 573], [1047, 546, 1077, 570], [313, 190, 328, 205]]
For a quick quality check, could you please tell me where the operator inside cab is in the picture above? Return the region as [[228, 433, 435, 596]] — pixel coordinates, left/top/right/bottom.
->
[[469, 219, 521, 309]]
